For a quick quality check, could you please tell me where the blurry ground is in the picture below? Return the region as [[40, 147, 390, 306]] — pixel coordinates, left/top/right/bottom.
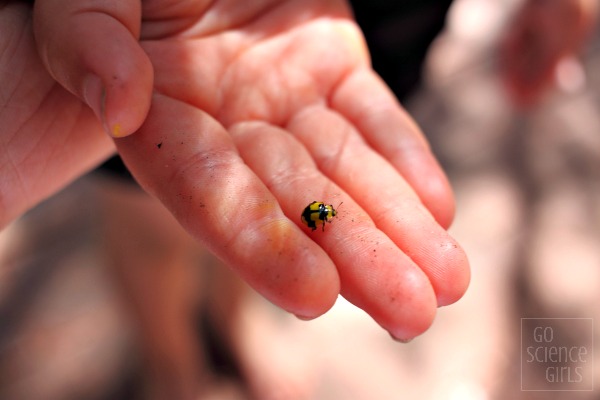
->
[[1, 0, 600, 399]]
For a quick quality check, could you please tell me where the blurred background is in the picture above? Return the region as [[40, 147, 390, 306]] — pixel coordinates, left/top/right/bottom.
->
[[1, 0, 599, 399]]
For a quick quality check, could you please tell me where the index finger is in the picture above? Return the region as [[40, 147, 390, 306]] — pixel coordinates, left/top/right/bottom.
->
[[114, 94, 340, 319]]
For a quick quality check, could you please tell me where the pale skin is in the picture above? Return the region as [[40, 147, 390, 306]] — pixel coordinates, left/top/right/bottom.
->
[[1, 0, 470, 340]]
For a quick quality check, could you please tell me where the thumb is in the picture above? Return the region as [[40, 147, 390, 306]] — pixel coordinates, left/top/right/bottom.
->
[[33, 0, 153, 137]]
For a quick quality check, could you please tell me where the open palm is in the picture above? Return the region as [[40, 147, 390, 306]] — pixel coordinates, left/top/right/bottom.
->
[[2, 0, 469, 340]]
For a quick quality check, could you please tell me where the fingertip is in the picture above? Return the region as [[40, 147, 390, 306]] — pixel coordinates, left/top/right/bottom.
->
[[78, 24, 154, 138], [398, 148, 456, 229], [387, 311, 436, 343], [339, 246, 438, 342], [275, 250, 340, 321], [385, 267, 437, 341], [34, 1, 153, 138], [246, 222, 341, 320], [434, 240, 471, 307]]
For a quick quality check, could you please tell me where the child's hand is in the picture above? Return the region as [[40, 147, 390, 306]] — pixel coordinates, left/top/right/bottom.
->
[[4, 0, 470, 341]]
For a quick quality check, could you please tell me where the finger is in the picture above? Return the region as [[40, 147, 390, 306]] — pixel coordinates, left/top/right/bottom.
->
[[33, 0, 152, 137], [0, 3, 115, 228], [113, 94, 340, 319], [287, 105, 470, 306], [230, 120, 437, 341], [331, 68, 456, 228]]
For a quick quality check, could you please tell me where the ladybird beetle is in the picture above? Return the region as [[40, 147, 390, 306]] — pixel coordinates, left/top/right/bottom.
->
[[301, 201, 340, 232]]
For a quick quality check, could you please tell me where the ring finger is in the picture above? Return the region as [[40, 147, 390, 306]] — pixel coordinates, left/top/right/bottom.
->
[[287, 105, 470, 307], [230, 120, 437, 341]]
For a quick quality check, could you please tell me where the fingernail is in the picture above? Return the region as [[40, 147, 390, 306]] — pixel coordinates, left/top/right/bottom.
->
[[295, 314, 316, 321], [389, 331, 414, 343], [82, 74, 104, 124], [82, 75, 124, 138]]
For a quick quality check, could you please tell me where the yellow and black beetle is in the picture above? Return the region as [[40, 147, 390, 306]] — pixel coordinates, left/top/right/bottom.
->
[[301, 201, 340, 232]]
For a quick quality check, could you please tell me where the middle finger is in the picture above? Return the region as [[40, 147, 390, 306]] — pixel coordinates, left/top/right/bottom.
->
[[230, 120, 436, 341], [287, 105, 470, 307]]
